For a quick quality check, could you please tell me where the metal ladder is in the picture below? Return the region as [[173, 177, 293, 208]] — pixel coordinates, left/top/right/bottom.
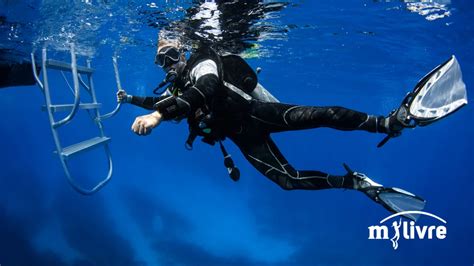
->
[[31, 44, 122, 195]]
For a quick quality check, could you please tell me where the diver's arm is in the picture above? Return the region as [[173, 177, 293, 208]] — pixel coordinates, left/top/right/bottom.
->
[[117, 90, 168, 110], [180, 73, 220, 110], [130, 95, 165, 110]]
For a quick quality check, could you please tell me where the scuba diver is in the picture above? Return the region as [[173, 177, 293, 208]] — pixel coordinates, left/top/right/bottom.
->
[[116, 36, 469, 220]]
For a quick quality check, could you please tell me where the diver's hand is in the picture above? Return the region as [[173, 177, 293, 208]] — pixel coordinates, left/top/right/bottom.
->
[[131, 111, 163, 136], [117, 90, 131, 103]]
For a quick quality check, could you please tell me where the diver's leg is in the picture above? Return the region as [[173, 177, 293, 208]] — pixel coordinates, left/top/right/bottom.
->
[[230, 134, 425, 218], [231, 134, 354, 190], [249, 101, 394, 134]]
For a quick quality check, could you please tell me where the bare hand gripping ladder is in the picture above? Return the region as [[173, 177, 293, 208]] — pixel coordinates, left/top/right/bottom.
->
[[30, 44, 122, 195]]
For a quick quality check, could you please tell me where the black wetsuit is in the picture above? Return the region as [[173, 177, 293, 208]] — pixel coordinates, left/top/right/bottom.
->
[[130, 47, 390, 190]]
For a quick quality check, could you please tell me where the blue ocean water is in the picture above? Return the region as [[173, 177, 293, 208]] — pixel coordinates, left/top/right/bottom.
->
[[0, 0, 473, 265]]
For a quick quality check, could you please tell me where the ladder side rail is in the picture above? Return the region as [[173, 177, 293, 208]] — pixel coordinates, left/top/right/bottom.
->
[[41, 48, 65, 160], [53, 44, 82, 128], [86, 59, 99, 105], [85, 59, 107, 136], [30, 52, 44, 91]]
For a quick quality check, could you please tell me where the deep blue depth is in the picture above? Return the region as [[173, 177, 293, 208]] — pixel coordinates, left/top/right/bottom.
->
[[1, 1, 473, 265]]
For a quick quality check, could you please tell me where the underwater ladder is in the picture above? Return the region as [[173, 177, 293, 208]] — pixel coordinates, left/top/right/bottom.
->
[[31, 44, 122, 195]]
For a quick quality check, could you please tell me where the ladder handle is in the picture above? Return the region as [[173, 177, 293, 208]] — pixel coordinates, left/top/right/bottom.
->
[[61, 143, 114, 195], [99, 103, 122, 120], [30, 52, 44, 91], [112, 55, 123, 91], [98, 55, 123, 120], [53, 44, 82, 128]]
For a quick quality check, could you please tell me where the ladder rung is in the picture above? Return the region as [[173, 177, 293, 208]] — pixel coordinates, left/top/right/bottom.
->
[[46, 59, 94, 74], [61, 136, 111, 159], [42, 103, 102, 112]]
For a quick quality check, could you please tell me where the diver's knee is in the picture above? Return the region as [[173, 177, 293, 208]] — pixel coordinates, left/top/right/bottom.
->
[[276, 178, 294, 190], [278, 182, 294, 190], [266, 172, 294, 190]]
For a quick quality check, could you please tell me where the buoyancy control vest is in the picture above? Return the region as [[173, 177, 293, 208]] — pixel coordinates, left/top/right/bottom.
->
[[181, 46, 277, 182], [182, 46, 272, 146], [178, 46, 276, 110]]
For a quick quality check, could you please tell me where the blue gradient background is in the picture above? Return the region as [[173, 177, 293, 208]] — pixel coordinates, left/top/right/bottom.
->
[[1, 1, 473, 265]]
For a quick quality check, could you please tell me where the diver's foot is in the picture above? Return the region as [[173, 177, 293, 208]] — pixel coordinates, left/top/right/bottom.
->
[[350, 170, 387, 207], [380, 105, 415, 136], [380, 111, 405, 137], [386, 114, 405, 135], [352, 171, 383, 190], [342, 163, 383, 190]]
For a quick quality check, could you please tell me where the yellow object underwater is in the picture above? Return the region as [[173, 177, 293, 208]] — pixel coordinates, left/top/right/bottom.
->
[[239, 43, 262, 59]]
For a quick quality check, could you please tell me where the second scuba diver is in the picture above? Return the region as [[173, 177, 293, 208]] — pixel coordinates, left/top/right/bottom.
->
[[117, 38, 450, 220]]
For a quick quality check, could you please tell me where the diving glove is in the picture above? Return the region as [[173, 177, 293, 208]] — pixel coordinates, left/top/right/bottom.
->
[[117, 90, 132, 103]]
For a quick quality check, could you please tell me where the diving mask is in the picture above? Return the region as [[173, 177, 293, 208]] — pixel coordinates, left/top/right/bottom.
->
[[155, 46, 182, 68]]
